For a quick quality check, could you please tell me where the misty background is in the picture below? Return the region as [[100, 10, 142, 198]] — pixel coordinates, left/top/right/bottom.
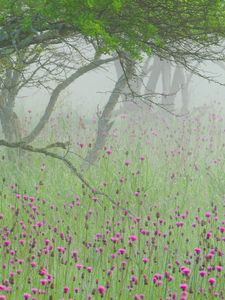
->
[[13, 58, 225, 126]]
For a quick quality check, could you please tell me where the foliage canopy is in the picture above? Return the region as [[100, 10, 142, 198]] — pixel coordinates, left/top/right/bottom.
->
[[0, 0, 225, 61]]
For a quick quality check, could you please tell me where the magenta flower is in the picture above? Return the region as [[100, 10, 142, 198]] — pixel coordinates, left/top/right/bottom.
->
[[199, 270, 207, 277], [194, 247, 202, 254], [86, 266, 93, 273], [142, 257, 149, 263], [3, 240, 11, 247], [30, 262, 37, 268], [208, 277, 216, 285], [57, 246, 65, 253], [63, 287, 69, 293], [98, 285, 106, 294], [180, 267, 191, 276], [205, 212, 211, 218], [206, 232, 212, 239], [180, 283, 188, 291], [75, 263, 83, 270], [129, 235, 138, 242], [117, 248, 126, 254], [215, 265, 223, 272]]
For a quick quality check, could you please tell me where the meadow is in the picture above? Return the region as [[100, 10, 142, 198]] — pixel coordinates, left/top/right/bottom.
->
[[0, 106, 225, 299]]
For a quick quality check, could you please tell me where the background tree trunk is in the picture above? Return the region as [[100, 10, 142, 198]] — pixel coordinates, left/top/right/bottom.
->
[[84, 59, 134, 169]]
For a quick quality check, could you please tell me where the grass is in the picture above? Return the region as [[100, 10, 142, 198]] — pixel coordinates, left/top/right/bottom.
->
[[0, 109, 225, 299]]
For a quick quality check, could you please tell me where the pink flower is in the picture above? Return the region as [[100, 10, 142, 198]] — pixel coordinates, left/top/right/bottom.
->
[[30, 262, 37, 268], [110, 236, 119, 243], [63, 287, 69, 293], [57, 246, 65, 253], [142, 257, 149, 264], [180, 283, 188, 291], [124, 160, 131, 166], [106, 149, 112, 155], [176, 221, 184, 227], [117, 248, 126, 254], [130, 275, 138, 283], [75, 263, 83, 270], [194, 247, 202, 254], [206, 232, 212, 239], [40, 279, 48, 285], [31, 288, 38, 294], [23, 293, 31, 299], [180, 267, 191, 276], [180, 291, 188, 300], [97, 285, 106, 294], [4, 240, 11, 247], [199, 270, 207, 277], [39, 267, 48, 275], [129, 235, 138, 242], [219, 226, 225, 233], [205, 212, 211, 218], [215, 265, 223, 272], [86, 266, 93, 273], [0, 296, 6, 300], [208, 277, 216, 285]]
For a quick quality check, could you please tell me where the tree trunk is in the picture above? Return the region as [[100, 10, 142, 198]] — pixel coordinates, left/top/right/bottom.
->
[[161, 60, 173, 110], [83, 59, 134, 169], [145, 56, 161, 93]]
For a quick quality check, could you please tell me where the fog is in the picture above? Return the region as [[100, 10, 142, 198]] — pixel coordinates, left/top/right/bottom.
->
[[14, 58, 225, 124]]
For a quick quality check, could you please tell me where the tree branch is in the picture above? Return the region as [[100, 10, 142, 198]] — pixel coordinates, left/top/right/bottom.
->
[[22, 56, 117, 144], [0, 139, 135, 217]]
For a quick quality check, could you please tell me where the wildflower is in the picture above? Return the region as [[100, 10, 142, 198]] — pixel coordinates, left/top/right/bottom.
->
[[86, 266, 93, 273], [57, 246, 65, 253], [194, 247, 202, 254], [117, 248, 126, 254], [205, 212, 211, 218], [129, 235, 138, 242], [75, 263, 83, 270], [142, 257, 149, 264], [124, 160, 131, 166], [208, 277, 216, 285], [180, 267, 191, 276], [97, 285, 106, 295], [31, 262, 37, 268], [106, 149, 112, 155], [3, 240, 11, 247], [31, 288, 38, 294], [206, 232, 212, 239], [199, 270, 207, 277], [215, 265, 223, 272], [180, 283, 188, 291], [63, 287, 69, 293]]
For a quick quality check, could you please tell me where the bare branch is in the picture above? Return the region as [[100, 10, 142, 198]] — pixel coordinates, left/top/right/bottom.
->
[[0, 139, 135, 217]]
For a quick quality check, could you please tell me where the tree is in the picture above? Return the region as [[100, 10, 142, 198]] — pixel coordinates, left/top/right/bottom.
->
[[0, 39, 117, 159], [1, 0, 225, 169], [0, 0, 225, 64]]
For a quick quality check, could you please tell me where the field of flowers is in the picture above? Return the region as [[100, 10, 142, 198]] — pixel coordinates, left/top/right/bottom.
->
[[0, 107, 225, 299]]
